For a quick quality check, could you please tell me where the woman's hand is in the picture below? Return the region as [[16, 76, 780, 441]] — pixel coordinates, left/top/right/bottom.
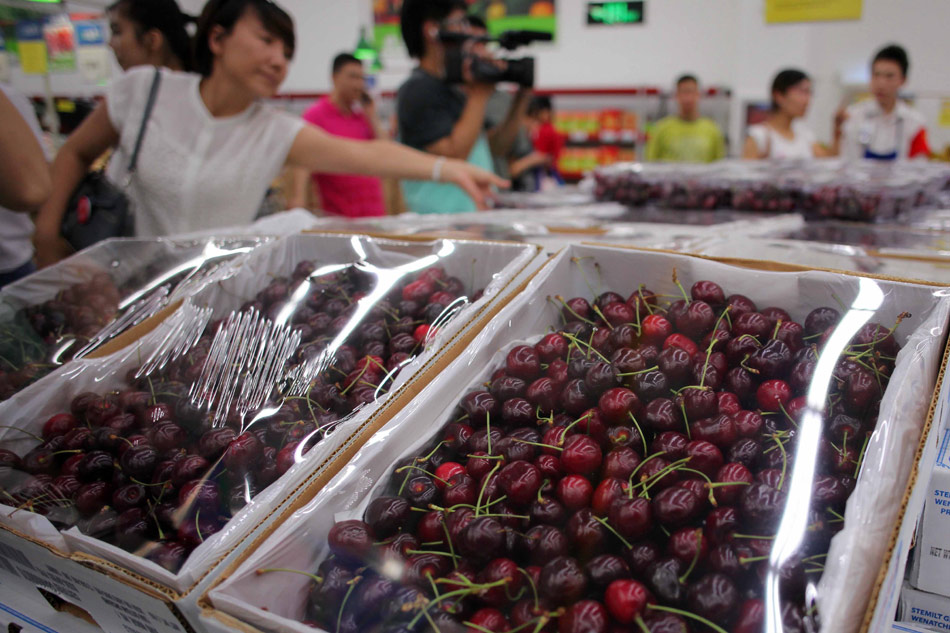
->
[[33, 225, 72, 269], [441, 160, 509, 209]]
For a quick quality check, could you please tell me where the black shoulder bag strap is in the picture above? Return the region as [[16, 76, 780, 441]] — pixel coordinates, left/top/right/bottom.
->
[[123, 67, 163, 187]]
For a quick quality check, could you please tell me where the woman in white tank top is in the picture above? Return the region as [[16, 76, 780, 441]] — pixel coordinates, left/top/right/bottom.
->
[[743, 69, 834, 160]]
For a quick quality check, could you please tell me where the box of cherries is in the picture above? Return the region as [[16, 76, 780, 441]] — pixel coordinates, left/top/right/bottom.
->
[[0, 237, 268, 404], [206, 245, 950, 633], [0, 233, 539, 593]]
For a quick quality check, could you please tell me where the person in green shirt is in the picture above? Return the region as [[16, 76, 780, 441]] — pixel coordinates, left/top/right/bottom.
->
[[646, 75, 726, 163]]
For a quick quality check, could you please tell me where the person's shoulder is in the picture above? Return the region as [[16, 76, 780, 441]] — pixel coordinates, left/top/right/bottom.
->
[[652, 116, 678, 132], [899, 101, 928, 127], [699, 117, 723, 132], [846, 100, 872, 117], [302, 97, 332, 122]]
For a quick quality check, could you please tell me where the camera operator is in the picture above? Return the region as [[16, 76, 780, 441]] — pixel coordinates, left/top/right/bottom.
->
[[397, 0, 528, 214]]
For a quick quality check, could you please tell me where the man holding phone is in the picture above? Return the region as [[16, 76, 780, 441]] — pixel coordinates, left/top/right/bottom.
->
[[290, 53, 386, 217]]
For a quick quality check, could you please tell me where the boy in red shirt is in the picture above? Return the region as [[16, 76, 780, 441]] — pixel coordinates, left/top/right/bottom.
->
[[290, 53, 386, 217]]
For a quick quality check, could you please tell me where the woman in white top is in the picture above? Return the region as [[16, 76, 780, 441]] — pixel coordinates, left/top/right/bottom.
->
[[743, 69, 834, 161], [34, 0, 504, 266]]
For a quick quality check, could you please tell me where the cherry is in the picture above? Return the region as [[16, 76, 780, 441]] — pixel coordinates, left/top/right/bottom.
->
[[605, 579, 651, 624], [584, 362, 620, 395], [658, 347, 692, 386], [652, 487, 702, 528], [526, 378, 559, 413], [462, 391, 499, 425], [728, 438, 762, 467], [531, 495, 567, 525], [327, 520, 374, 562], [405, 474, 438, 507], [459, 516, 504, 562], [633, 371, 671, 403], [434, 462, 466, 489], [748, 339, 792, 379], [546, 359, 570, 387], [725, 295, 757, 319], [804, 307, 840, 336], [75, 481, 112, 515], [557, 474, 594, 510], [651, 432, 688, 460], [603, 302, 635, 327], [734, 598, 765, 633], [641, 315, 673, 345], [146, 540, 188, 573], [119, 444, 157, 480], [691, 281, 725, 306], [685, 440, 724, 478], [536, 333, 569, 363], [179, 479, 220, 512], [642, 612, 689, 633], [177, 513, 220, 549], [491, 376, 527, 402], [76, 451, 115, 483], [687, 573, 739, 626], [468, 608, 510, 632], [756, 379, 792, 411], [598, 388, 641, 425], [733, 312, 771, 340], [585, 554, 630, 589], [602, 446, 641, 481], [498, 460, 542, 505], [42, 413, 79, 441], [561, 435, 602, 475], [539, 556, 587, 605], [566, 508, 608, 557], [559, 600, 607, 633], [668, 526, 707, 565], [506, 345, 541, 380], [682, 388, 718, 422], [643, 398, 679, 433], [591, 477, 625, 516], [690, 415, 737, 451], [560, 379, 593, 416], [663, 334, 698, 359], [740, 483, 787, 530], [608, 497, 653, 540], [704, 506, 739, 545], [526, 525, 570, 565], [645, 558, 686, 605], [675, 301, 716, 340]]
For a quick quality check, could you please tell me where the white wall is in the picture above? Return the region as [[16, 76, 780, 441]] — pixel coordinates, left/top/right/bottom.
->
[[5, 0, 950, 151]]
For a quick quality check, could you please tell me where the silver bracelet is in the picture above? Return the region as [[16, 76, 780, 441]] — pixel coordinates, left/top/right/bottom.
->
[[432, 157, 447, 182]]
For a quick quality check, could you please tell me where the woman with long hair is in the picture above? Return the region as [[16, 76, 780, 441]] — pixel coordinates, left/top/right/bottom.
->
[[743, 69, 834, 160], [34, 0, 504, 266]]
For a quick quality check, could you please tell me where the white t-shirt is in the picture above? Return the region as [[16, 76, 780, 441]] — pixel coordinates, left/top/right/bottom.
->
[[0, 83, 42, 272], [747, 121, 817, 160], [106, 67, 304, 238], [840, 99, 930, 161]]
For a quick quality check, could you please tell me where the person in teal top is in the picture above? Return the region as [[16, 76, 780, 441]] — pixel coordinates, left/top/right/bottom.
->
[[397, 0, 522, 214], [646, 75, 726, 163]]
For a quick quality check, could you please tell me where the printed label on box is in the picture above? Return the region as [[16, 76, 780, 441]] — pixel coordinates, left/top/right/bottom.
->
[[911, 428, 950, 595], [0, 530, 190, 633]]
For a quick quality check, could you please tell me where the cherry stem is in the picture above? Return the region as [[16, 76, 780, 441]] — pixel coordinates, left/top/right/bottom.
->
[[679, 400, 692, 439], [513, 438, 562, 452], [626, 451, 668, 498], [519, 567, 541, 610], [771, 434, 788, 491], [394, 464, 452, 487], [617, 365, 660, 377], [474, 462, 501, 517], [627, 412, 649, 457], [677, 528, 704, 584], [485, 412, 493, 456], [732, 533, 776, 540], [256, 568, 323, 584], [406, 549, 459, 560], [854, 434, 871, 478], [778, 402, 799, 429], [409, 580, 508, 629], [418, 441, 449, 465], [336, 574, 361, 633], [739, 555, 770, 565], [553, 295, 595, 326], [771, 319, 783, 340], [561, 331, 609, 364], [634, 615, 652, 633], [638, 286, 655, 316], [593, 515, 633, 549], [827, 508, 845, 523], [647, 604, 729, 633], [0, 425, 43, 442], [671, 268, 690, 305], [636, 458, 692, 498], [440, 520, 459, 570], [591, 305, 615, 331], [700, 338, 718, 389], [570, 257, 601, 300], [740, 354, 760, 375]]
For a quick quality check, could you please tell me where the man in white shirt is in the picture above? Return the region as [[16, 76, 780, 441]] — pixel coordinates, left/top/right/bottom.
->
[[838, 44, 931, 161]]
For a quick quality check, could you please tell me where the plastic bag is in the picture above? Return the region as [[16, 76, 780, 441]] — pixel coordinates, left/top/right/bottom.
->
[[209, 244, 949, 633]]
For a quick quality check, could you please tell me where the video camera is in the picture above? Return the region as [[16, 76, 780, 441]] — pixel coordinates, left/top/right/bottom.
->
[[440, 29, 552, 88]]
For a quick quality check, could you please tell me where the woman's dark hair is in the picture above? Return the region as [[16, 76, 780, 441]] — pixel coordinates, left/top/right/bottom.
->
[[770, 68, 809, 111], [194, 0, 296, 77], [108, 0, 195, 72]]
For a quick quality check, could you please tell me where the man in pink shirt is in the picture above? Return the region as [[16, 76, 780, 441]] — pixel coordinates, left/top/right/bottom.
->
[[290, 53, 386, 217]]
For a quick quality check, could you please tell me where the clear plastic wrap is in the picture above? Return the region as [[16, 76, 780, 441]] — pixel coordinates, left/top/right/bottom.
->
[[0, 237, 267, 402], [0, 233, 539, 592], [208, 245, 949, 633]]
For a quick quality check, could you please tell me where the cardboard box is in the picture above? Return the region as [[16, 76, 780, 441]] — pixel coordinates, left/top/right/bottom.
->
[[910, 427, 950, 595], [900, 584, 950, 631], [201, 245, 950, 633], [894, 621, 940, 633], [0, 233, 544, 633]]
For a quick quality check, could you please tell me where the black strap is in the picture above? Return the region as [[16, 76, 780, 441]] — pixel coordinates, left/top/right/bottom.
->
[[126, 67, 162, 175]]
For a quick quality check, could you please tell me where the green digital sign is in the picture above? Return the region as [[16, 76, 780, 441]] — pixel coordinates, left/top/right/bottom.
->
[[587, 1, 645, 25]]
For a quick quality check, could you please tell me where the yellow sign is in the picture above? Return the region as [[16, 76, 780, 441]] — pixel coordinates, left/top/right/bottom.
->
[[939, 100, 950, 129], [18, 40, 48, 75], [766, 0, 862, 23]]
